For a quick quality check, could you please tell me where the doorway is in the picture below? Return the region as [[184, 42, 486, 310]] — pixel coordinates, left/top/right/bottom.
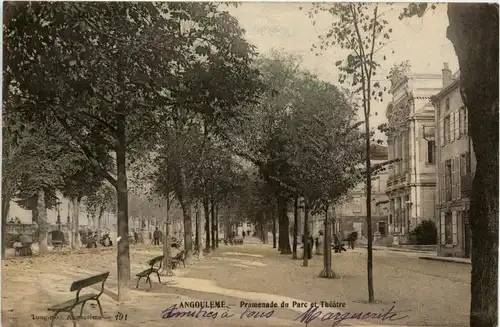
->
[[378, 221, 387, 235]]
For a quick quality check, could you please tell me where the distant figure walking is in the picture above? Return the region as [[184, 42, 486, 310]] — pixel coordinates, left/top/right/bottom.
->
[[153, 227, 161, 246], [348, 231, 358, 249], [333, 233, 347, 253]]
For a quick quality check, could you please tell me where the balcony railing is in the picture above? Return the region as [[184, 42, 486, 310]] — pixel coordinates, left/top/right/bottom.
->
[[461, 172, 475, 197]]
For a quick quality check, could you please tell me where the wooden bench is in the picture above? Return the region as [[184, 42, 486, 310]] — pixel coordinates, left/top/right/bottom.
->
[[47, 272, 109, 327], [136, 255, 163, 288], [170, 250, 186, 269], [233, 237, 244, 245]]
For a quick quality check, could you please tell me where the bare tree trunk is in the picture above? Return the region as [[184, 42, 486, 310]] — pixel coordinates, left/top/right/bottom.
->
[[365, 122, 374, 303], [37, 190, 48, 254], [179, 198, 193, 259], [293, 196, 299, 259], [262, 217, 269, 244], [302, 201, 310, 267], [203, 198, 211, 253], [447, 5, 498, 326], [211, 200, 216, 249], [215, 204, 219, 248], [272, 209, 277, 249], [115, 124, 131, 301], [161, 198, 172, 276], [97, 207, 104, 245], [195, 205, 202, 256], [278, 196, 292, 254], [71, 197, 81, 250], [67, 201, 72, 247], [31, 195, 39, 241], [320, 207, 335, 278]]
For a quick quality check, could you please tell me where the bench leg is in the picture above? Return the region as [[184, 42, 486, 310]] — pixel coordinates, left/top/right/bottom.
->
[[146, 276, 152, 288], [69, 310, 77, 327], [50, 311, 61, 327], [156, 271, 161, 284], [136, 277, 142, 288], [80, 301, 87, 317], [95, 299, 104, 317]]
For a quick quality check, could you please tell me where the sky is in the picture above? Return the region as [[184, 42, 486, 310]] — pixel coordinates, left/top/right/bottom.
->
[[227, 2, 459, 140]]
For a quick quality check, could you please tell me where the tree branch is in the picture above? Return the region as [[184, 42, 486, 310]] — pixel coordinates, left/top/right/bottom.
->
[[47, 107, 118, 188]]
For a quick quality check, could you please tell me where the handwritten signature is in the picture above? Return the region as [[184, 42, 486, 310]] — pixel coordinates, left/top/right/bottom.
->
[[161, 304, 275, 320], [294, 305, 410, 326]]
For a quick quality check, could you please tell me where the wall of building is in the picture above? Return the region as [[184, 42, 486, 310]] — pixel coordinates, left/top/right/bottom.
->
[[385, 74, 441, 244], [434, 67, 475, 258]]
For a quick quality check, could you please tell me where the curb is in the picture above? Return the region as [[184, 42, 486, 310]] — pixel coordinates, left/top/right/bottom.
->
[[418, 256, 471, 265], [359, 246, 434, 254]]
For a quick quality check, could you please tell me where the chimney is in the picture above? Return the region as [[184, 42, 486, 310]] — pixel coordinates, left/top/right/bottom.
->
[[442, 62, 452, 87]]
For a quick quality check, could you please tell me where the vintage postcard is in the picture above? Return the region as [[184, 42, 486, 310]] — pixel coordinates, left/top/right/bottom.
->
[[2, 2, 498, 327]]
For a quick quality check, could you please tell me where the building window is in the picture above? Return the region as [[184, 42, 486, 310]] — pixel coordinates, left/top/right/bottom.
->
[[460, 154, 467, 177], [444, 115, 451, 144], [445, 160, 452, 201], [389, 214, 393, 224], [445, 98, 450, 111], [445, 212, 453, 244], [427, 140, 435, 164], [459, 107, 467, 137]]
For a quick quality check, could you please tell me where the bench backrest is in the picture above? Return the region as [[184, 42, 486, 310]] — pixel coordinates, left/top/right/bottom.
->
[[148, 255, 164, 269], [70, 272, 110, 292]]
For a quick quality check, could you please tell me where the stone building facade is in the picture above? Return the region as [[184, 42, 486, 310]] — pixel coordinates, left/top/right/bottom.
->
[[332, 145, 390, 240], [431, 64, 476, 258], [385, 71, 442, 245]]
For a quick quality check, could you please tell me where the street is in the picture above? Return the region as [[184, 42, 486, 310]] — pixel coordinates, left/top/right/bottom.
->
[[2, 239, 470, 327]]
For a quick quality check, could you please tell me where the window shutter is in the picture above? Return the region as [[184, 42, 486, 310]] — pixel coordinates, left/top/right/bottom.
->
[[440, 212, 446, 245], [450, 110, 455, 142], [451, 159, 456, 200], [452, 211, 458, 245], [453, 110, 456, 141], [454, 110, 459, 141], [457, 157, 461, 200], [439, 118, 444, 147], [464, 108, 468, 135], [440, 163, 445, 203]]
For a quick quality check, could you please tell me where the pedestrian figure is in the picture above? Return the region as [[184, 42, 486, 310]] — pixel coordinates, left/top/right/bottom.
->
[[242, 231, 246, 238], [134, 230, 139, 244], [153, 227, 161, 246], [333, 233, 347, 253], [348, 231, 357, 249]]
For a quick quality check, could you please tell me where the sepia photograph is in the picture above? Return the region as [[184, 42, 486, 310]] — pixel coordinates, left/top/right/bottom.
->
[[1, 2, 498, 327]]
